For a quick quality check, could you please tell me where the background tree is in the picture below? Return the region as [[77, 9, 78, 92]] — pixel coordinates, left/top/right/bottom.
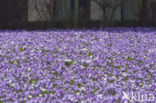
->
[[150, 1, 156, 22], [30, 0, 56, 27], [139, 0, 148, 25], [91, 0, 127, 27]]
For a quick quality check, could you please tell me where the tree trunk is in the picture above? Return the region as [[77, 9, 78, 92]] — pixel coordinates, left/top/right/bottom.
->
[[102, 8, 108, 27], [140, 0, 148, 25]]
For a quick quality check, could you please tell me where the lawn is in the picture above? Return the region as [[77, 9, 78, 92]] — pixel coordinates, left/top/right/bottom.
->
[[0, 28, 155, 103]]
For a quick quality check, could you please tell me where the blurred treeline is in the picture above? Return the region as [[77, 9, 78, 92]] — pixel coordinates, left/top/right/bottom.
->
[[0, 0, 156, 30]]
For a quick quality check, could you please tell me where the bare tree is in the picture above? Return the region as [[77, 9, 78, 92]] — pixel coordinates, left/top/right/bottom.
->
[[91, 0, 127, 26], [30, 0, 56, 26], [150, 1, 156, 21]]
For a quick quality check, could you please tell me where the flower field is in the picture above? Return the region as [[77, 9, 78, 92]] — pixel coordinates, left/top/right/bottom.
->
[[0, 29, 156, 103]]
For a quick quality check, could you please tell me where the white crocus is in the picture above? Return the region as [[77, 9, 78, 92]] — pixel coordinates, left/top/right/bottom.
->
[[97, 94, 103, 98]]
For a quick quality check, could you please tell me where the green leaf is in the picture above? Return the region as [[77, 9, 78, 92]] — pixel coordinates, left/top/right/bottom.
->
[[9, 61, 14, 64], [92, 77, 97, 81], [65, 61, 73, 67], [20, 47, 24, 52], [16, 60, 20, 64], [148, 73, 153, 78], [108, 80, 114, 83], [81, 90, 85, 95], [52, 84, 57, 88], [29, 78, 39, 84], [80, 51, 83, 55], [77, 83, 82, 88], [107, 88, 116, 96], [46, 50, 50, 52], [83, 62, 89, 68], [98, 75, 101, 79], [126, 56, 134, 61], [108, 44, 112, 47], [107, 73, 112, 77], [54, 50, 59, 54], [116, 99, 120, 103], [125, 68, 128, 73], [107, 57, 113, 61], [83, 43, 89, 46], [69, 79, 75, 85], [93, 65, 97, 69], [53, 71, 60, 77], [139, 61, 144, 64], [138, 61, 144, 67], [7, 51, 11, 54], [88, 51, 93, 57], [149, 64, 154, 68], [62, 52, 65, 55], [22, 77, 29, 83], [74, 90, 79, 94], [118, 66, 122, 69], [91, 88, 99, 94], [42, 91, 55, 96], [42, 50, 45, 53], [99, 90, 104, 94], [123, 76, 129, 81]]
